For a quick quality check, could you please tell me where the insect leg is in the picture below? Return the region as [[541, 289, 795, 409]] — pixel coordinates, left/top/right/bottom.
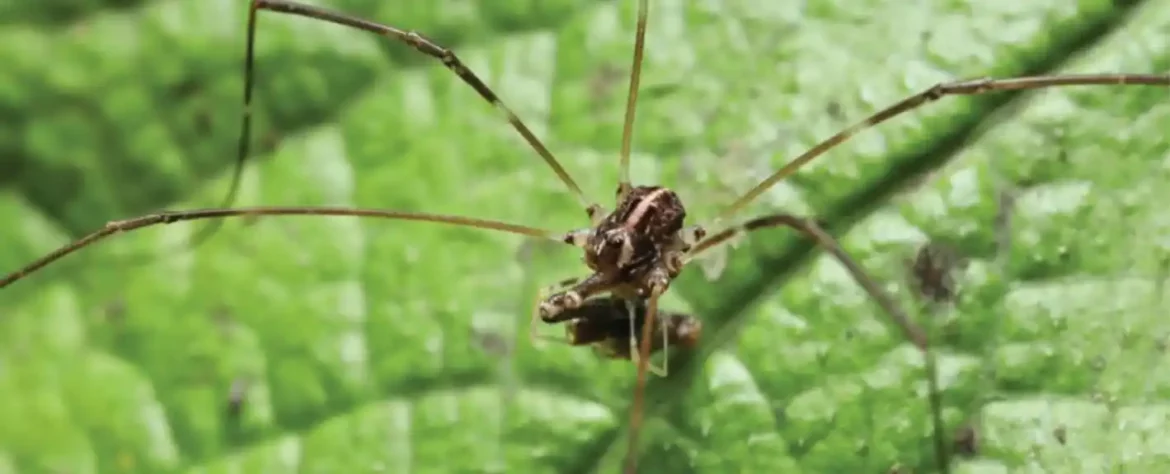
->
[[624, 298, 667, 377]]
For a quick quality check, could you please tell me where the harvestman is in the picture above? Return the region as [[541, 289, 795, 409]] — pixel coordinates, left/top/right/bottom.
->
[[2, 0, 1168, 472]]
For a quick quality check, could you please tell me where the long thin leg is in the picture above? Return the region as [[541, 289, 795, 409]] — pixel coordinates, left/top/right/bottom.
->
[[616, 0, 650, 201], [87, 4, 267, 264], [906, 244, 956, 474], [686, 213, 928, 350], [625, 270, 669, 474], [177, 0, 265, 253], [625, 298, 638, 362], [923, 332, 949, 474], [235, 0, 601, 220], [689, 215, 946, 471], [625, 298, 667, 377], [708, 74, 1170, 224], [0, 207, 569, 290]]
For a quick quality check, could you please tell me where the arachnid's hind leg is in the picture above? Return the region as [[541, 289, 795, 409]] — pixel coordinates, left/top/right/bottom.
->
[[686, 213, 948, 472], [686, 213, 927, 349]]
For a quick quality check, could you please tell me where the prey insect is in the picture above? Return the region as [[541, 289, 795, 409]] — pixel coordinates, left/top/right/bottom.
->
[[543, 294, 703, 363], [3, 0, 1169, 473]]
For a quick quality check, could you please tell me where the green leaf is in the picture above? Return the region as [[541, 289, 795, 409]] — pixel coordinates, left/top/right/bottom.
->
[[2, 0, 1168, 473]]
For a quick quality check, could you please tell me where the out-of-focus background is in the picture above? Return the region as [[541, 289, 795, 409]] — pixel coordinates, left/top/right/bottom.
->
[[2, 0, 1169, 472]]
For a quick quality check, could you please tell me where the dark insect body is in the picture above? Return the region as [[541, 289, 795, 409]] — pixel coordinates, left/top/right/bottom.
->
[[908, 241, 969, 305], [1, 1, 1167, 473], [225, 377, 249, 419], [554, 295, 702, 362]]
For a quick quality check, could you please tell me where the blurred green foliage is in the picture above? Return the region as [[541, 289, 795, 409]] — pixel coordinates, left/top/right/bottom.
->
[[1, 0, 1169, 473]]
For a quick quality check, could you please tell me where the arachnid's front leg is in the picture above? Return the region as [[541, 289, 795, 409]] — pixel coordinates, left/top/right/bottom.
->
[[528, 277, 581, 347], [538, 273, 614, 323]]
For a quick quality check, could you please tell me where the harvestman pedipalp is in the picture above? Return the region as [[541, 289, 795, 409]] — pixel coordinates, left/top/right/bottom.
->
[[2, 1, 1169, 473]]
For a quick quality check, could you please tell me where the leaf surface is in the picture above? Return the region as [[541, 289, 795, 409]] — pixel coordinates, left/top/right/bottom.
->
[[1, 0, 1168, 473]]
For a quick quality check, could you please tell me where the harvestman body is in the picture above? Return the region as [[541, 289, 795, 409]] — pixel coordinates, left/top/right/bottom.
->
[[2, 1, 1167, 473]]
